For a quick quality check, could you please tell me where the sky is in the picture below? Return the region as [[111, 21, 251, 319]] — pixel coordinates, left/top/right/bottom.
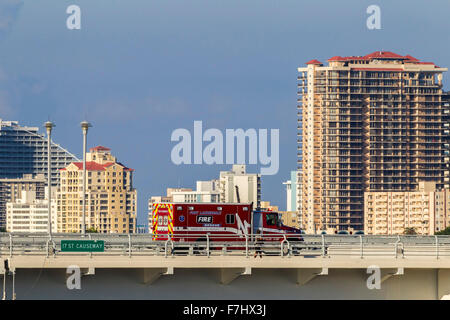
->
[[0, 0, 449, 224]]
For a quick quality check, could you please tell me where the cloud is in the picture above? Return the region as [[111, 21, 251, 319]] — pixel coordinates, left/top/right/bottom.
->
[[0, 0, 23, 35]]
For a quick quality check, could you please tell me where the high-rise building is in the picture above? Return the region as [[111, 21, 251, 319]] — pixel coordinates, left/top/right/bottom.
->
[[0, 119, 79, 185], [443, 91, 450, 189], [0, 119, 78, 229], [219, 164, 261, 207], [364, 182, 450, 235], [56, 146, 137, 234], [0, 174, 46, 229], [297, 51, 448, 233], [6, 190, 57, 233]]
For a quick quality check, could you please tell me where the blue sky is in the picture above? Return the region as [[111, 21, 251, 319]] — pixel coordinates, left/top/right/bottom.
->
[[0, 0, 449, 224]]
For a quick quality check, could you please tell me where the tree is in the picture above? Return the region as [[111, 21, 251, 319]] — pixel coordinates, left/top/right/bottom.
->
[[86, 227, 98, 233], [435, 227, 450, 236], [403, 227, 417, 235], [0, 227, 6, 233]]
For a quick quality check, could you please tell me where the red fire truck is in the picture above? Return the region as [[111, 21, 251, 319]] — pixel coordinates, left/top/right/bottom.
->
[[150, 202, 303, 243]]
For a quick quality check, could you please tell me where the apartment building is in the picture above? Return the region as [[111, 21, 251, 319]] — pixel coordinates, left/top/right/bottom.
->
[[443, 92, 450, 189], [56, 146, 137, 233], [6, 190, 57, 233], [364, 182, 450, 235], [297, 51, 448, 233], [0, 119, 78, 228], [0, 119, 78, 184], [0, 174, 46, 230]]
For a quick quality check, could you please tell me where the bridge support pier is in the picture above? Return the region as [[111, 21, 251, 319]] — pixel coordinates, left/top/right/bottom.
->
[[296, 268, 328, 285], [437, 269, 450, 300], [219, 267, 251, 285], [140, 267, 174, 285]]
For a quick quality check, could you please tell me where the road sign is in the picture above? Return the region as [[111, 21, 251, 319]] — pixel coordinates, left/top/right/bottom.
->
[[61, 240, 105, 252]]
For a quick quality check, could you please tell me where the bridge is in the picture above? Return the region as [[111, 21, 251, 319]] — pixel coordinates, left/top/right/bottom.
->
[[2, 233, 450, 299]]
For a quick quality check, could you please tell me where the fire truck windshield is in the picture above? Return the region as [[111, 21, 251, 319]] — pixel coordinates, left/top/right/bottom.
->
[[266, 213, 282, 227]]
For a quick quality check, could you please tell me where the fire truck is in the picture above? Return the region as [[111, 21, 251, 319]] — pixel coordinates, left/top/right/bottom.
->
[[150, 202, 303, 243]]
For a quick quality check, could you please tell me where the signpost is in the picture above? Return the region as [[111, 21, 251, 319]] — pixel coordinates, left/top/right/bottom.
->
[[61, 240, 105, 252]]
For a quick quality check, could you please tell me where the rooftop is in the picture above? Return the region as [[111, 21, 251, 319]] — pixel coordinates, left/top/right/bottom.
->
[[305, 51, 439, 67]]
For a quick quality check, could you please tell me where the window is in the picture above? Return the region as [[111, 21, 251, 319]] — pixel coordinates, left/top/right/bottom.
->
[[266, 213, 280, 226], [226, 214, 235, 224]]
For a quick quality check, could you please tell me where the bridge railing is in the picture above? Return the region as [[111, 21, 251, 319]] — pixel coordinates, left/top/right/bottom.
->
[[1, 233, 450, 259]]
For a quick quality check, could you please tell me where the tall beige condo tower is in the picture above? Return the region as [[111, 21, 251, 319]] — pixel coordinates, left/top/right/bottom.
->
[[297, 51, 448, 233], [56, 146, 137, 233]]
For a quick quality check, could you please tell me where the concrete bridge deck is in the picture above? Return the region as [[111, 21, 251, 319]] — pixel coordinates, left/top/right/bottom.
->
[[2, 233, 450, 300]]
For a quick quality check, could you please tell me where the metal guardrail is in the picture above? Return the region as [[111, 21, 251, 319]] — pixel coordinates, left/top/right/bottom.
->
[[1, 233, 450, 259]]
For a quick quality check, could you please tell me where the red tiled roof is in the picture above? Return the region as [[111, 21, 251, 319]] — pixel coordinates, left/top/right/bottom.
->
[[61, 161, 116, 171], [328, 56, 344, 61], [325, 52, 436, 66], [305, 59, 322, 65], [363, 51, 406, 59], [116, 162, 135, 172], [404, 54, 420, 62], [60, 158, 135, 172], [90, 146, 111, 152]]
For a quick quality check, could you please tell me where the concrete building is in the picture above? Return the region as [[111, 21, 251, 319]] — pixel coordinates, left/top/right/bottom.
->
[[0, 119, 78, 185], [364, 182, 450, 235], [0, 174, 46, 230], [280, 211, 300, 229], [6, 190, 57, 233], [171, 180, 220, 203], [259, 201, 278, 212], [172, 190, 220, 203], [0, 120, 78, 228], [443, 92, 450, 189], [297, 52, 448, 233], [56, 146, 137, 234], [219, 165, 261, 207], [283, 170, 302, 224]]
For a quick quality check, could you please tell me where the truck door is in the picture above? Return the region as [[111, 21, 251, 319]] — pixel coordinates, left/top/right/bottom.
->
[[252, 211, 263, 236]]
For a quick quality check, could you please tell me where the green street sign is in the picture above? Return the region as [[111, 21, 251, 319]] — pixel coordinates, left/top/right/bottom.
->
[[61, 240, 105, 252]]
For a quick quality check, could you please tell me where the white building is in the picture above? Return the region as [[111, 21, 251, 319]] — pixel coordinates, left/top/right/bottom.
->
[[171, 181, 220, 203], [283, 170, 302, 213], [219, 165, 261, 207], [6, 190, 57, 233]]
